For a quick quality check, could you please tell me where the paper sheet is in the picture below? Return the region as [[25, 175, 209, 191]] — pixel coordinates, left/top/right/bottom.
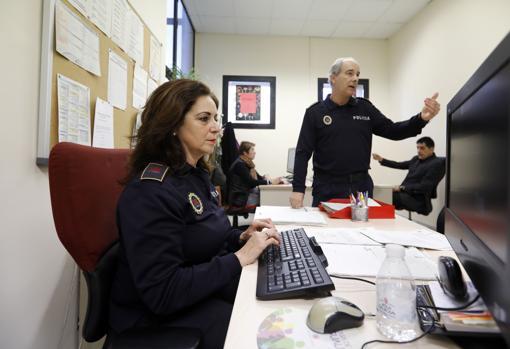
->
[[57, 74, 91, 145], [132, 65, 148, 109], [323, 244, 437, 280], [147, 78, 158, 98], [55, 0, 100, 76], [306, 228, 381, 246], [149, 35, 162, 81], [359, 227, 452, 250], [428, 281, 485, 312], [255, 206, 327, 226], [92, 97, 114, 148], [89, 0, 113, 37], [111, 0, 128, 51], [108, 49, 128, 110], [125, 8, 144, 64]]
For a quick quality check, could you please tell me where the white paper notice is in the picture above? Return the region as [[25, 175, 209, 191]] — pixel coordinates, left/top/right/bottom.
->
[[108, 49, 128, 110], [67, 0, 89, 17], [111, 0, 128, 51], [132, 65, 148, 109], [149, 35, 162, 81], [126, 9, 144, 64], [55, 0, 100, 76], [89, 0, 113, 37], [147, 78, 158, 99], [57, 74, 91, 145], [92, 97, 114, 148]]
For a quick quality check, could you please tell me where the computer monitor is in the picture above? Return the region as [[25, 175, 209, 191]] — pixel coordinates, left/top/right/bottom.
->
[[287, 148, 296, 174], [446, 32, 510, 345]]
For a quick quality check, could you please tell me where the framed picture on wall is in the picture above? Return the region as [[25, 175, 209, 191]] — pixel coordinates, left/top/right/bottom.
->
[[317, 78, 369, 101], [222, 75, 276, 129]]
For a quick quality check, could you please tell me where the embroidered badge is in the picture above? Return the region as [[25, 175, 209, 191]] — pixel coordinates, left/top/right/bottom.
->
[[188, 192, 204, 215], [353, 115, 370, 121], [323, 115, 332, 125], [140, 163, 169, 182]]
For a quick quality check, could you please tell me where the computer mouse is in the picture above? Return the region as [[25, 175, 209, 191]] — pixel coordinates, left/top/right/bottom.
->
[[306, 296, 365, 334], [438, 256, 468, 300]]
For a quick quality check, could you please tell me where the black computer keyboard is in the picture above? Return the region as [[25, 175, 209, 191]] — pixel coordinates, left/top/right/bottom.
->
[[256, 228, 335, 300]]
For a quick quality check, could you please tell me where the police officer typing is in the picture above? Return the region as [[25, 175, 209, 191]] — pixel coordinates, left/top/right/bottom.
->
[[290, 57, 441, 208], [110, 80, 281, 349]]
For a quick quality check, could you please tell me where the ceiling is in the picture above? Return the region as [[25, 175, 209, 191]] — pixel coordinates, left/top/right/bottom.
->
[[182, 0, 431, 39]]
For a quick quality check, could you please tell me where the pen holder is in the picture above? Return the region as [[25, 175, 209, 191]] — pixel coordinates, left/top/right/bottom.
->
[[351, 205, 369, 222]]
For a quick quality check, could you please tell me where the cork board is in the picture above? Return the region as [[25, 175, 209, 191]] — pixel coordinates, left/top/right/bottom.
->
[[37, 0, 158, 165]]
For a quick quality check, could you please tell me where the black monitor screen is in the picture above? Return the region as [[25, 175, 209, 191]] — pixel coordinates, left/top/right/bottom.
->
[[449, 63, 510, 263]]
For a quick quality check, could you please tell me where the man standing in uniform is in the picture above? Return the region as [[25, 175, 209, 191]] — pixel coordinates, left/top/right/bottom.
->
[[372, 137, 445, 215], [289, 57, 441, 208]]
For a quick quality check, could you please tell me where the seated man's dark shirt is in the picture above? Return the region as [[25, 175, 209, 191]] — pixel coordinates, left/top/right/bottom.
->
[[380, 154, 445, 214]]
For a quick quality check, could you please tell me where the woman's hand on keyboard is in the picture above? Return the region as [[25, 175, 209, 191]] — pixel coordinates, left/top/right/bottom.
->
[[239, 218, 275, 243], [235, 228, 280, 267]]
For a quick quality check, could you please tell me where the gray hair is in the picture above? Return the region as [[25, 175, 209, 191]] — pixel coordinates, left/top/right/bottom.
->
[[328, 57, 359, 83]]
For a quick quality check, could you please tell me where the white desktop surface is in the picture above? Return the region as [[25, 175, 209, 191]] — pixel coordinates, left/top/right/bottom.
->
[[224, 212, 459, 349]]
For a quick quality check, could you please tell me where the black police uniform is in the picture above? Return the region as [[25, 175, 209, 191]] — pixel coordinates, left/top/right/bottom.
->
[[110, 162, 243, 349], [228, 158, 269, 207], [293, 95, 428, 206], [380, 154, 445, 215]]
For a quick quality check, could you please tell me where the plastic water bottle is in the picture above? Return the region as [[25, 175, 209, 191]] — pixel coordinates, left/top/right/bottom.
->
[[376, 244, 419, 341]]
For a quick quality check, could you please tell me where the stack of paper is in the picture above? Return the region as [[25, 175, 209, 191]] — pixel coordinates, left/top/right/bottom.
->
[[322, 244, 437, 280], [320, 198, 381, 213], [255, 206, 327, 226], [359, 228, 452, 250], [307, 228, 381, 246]]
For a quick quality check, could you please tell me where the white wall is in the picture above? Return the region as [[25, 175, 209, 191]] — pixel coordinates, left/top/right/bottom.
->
[[0, 1, 166, 348], [384, 0, 510, 226], [196, 34, 389, 178]]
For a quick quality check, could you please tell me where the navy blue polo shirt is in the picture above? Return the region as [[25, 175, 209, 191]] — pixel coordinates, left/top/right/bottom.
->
[[293, 95, 428, 193]]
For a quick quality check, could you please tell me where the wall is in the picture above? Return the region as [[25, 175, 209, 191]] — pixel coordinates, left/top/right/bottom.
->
[[385, 0, 510, 226], [0, 1, 166, 348], [196, 34, 390, 179]]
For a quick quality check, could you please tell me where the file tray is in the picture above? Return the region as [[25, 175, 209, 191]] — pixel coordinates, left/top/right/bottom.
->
[[318, 198, 395, 219]]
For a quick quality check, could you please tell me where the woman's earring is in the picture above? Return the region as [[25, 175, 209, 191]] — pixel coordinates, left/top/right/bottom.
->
[[172, 132, 177, 136]]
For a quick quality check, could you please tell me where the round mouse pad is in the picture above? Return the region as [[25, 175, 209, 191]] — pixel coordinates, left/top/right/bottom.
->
[[256, 307, 354, 349]]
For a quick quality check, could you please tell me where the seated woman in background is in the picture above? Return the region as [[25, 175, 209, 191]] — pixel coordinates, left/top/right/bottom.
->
[[228, 141, 283, 208], [110, 79, 281, 349]]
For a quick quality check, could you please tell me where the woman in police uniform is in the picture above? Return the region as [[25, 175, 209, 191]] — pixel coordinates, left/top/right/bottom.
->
[[109, 79, 280, 349]]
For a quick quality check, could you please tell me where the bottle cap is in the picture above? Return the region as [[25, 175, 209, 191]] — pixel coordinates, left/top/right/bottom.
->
[[385, 244, 405, 258]]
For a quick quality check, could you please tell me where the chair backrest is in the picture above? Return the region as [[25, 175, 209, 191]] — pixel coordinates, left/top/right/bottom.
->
[[49, 142, 130, 272], [49, 142, 131, 341]]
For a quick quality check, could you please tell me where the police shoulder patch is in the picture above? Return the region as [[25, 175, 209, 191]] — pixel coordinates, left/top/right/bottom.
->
[[140, 163, 169, 182]]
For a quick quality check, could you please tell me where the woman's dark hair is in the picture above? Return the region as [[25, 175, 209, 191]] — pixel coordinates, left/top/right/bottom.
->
[[238, 141, 255, 156], [124, 79, 219, 182]]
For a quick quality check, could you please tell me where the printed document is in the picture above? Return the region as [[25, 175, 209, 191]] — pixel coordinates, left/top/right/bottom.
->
[[108, 49, 128, 110], [255, 206, 327, 226], [359, 227, 452, 250], [92, 97, 114, 148], [323, 244, 437, 280], [305, 228, 381, 246], [149, 35, 162, 81], [57, 74, 91, 146], [132, 65, 148, 109], [55, 0, 100, 76]]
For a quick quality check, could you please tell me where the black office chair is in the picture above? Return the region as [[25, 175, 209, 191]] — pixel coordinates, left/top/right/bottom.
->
[[48, 142, 201, 349]]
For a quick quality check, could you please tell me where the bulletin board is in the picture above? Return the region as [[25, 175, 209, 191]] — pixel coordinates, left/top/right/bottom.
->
[[36, 0, 162, 165]]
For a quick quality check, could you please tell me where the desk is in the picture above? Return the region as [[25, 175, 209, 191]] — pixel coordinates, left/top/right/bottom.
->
[[224, 212, 459, 349], [259, 183, 394, 207], [259, 183, 312, 206]]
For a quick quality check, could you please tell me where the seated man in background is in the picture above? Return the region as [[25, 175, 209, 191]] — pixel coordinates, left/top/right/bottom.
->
[[372, 136, 445, 215], [228, 141, 283, 208]]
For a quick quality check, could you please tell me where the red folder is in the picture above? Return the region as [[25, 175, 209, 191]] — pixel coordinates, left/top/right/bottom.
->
[[319, 198, 395, 219]]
